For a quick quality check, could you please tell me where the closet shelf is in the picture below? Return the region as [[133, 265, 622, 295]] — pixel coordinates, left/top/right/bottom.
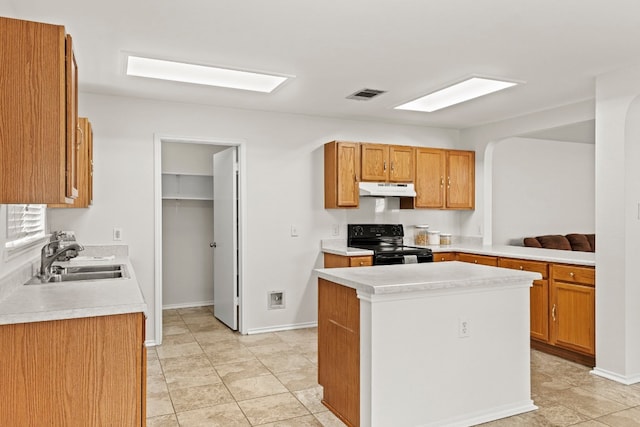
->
[[162, 173, 213, 201]]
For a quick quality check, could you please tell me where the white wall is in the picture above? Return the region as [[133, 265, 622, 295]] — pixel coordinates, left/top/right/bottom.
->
[[48, 92, 460, 340], [492, 137, 595, 245], [459, 100, 595, 243], [162, 199, 214, 307]]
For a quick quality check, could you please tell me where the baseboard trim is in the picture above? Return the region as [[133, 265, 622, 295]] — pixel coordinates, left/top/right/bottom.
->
[[246, 321, 318, 335], [422, 401, 538, 427], [591, 367, 640, 385], [162, 300, 214, 310]]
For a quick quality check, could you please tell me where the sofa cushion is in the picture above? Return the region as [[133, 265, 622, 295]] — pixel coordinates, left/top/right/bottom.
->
[[523, 237, 542, 248], [534, 235, 572, 250], [566, 233, 592, 252]]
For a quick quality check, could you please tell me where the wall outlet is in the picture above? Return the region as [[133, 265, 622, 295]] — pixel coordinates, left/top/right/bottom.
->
[[113, 227, 122, 241], [290, 225, 299, 237], [458, 317, 470, 338], [268, 291, 285, 309], [331, 224, 340, 237]]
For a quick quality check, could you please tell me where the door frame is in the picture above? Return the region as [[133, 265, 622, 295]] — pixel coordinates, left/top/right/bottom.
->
[[153, 134, 247, 345]]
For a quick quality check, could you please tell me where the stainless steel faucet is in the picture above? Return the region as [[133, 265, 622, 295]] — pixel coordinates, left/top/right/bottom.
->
[[39, 240, 84, 280]]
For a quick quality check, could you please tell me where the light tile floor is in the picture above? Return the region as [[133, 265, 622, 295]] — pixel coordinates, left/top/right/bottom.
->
[[148, 307, 640, 426]]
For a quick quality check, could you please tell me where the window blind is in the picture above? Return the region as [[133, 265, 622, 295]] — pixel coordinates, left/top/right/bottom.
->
[[5, 204, 46, 250]]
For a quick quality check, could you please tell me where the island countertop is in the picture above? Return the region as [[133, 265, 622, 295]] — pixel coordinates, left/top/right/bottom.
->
[[315, 261, 541, 295]]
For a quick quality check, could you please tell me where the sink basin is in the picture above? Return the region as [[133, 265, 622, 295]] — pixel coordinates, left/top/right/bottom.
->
[[26, 264, 128, 285]]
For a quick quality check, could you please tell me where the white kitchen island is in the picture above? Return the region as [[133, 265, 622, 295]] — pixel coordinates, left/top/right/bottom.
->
[[315, 261, 541, 427]]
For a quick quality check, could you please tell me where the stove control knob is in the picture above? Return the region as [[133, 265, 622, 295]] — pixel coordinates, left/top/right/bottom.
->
[[391, 225, 403, 236], [352, 226, 364, 237]]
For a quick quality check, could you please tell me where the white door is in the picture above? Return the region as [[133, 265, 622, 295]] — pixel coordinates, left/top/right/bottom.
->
[[213, 147, 238, 330]]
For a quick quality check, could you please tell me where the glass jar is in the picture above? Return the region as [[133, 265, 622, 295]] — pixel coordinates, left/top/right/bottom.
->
[[440, 233, 452, 245], [414, 225, 429, 246], [427, 230, 441, 245]]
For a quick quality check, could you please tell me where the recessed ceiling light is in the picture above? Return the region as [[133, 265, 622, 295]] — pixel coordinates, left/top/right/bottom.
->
[[126, 55, 290, 93], [394, 77, 519, 112]]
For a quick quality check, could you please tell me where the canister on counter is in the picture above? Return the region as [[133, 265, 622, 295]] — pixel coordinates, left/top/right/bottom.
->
[[414, 225, 429, 245], [427, 230, 440, 245], [440, 233, 452, 245]]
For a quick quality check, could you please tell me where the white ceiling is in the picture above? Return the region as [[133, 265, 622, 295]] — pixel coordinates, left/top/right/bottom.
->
[[4, 0, 640, 130]]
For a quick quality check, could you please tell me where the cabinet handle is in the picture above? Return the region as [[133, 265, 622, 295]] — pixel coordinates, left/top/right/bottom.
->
[[440, 176, 444, 187], [552, 304, 556, 321], [383, 161, 387, 171], [359, 261, 364, 266], [519, 266, 524, 270], [447, 176, 451, 188], [76, 125, 84, 148], [390, 161, 394, 172], [474, 260, 478, 264], [569, 272, 575, 277]]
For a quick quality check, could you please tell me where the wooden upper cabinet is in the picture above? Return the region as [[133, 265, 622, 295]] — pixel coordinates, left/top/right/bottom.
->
[[360, 143, 414, 182], [413, 148, 446, 208], [389, 145, 414, 182], [446, 150, 475, 209], [51, 117, 93, 208], [325, 141, 359, 208], [0, 17, 78, 204], [360, 143, 389, 181], [401, 148, 474, 210]]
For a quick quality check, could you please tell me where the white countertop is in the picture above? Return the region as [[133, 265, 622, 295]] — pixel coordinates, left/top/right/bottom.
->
[[315, 261, 541, 295], [321, 239, 596, 266], [0, 256, 147, 326]]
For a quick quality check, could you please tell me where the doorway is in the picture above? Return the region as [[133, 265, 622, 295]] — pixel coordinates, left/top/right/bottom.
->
[[153, 135, 246, 345]]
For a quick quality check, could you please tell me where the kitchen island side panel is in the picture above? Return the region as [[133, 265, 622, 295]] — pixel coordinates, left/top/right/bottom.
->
[[359, 285, 536, 427]]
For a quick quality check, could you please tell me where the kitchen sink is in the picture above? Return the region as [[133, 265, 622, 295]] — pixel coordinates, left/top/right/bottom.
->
[[25, 264, 128, 285]]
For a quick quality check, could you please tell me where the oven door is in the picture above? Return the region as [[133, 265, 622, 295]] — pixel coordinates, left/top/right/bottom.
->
[[375, 253, 433, 265]]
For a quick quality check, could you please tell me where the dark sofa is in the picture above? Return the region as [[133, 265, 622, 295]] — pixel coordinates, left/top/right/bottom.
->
[[523, 234, 595, 252]]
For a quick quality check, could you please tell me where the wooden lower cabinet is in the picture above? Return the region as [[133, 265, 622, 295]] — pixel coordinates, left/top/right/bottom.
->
[[433, 252, 456, 262], [498, 258, 550, 342], [318, 278, 360, 427], [324, 253, 373, 268], [0, 312, 146, 426], [549, 264, 595, 357], [456, 253, 498, 266]]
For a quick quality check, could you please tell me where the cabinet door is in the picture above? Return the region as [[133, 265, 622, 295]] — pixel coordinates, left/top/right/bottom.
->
[[65, 34, 79, 200], [360, 143, 389, 181], [336, 143, 359, 207], [324, 253, 372, 268], [433, 252, 456, 262], [446, 150, 474, 209], [498, 258, 550, 342], [550, 281, 595, 355], [414, 148, 446, 208], [456, 253, 498, 266], [325, 141, 359, 208], [0, 18, 71, 204], [530, 279, 550, 342], [389, 145, 414, 182]]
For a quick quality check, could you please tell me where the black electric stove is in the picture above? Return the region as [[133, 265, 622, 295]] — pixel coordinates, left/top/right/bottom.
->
[[347, 224, 433, 265]]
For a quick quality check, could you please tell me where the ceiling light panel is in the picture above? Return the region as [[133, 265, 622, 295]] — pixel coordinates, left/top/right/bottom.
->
[[395, 77, 518, 112], [126, 56, 289, 93]]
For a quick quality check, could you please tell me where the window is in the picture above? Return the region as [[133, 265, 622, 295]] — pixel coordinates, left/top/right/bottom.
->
[[5, 204, 46, 250]]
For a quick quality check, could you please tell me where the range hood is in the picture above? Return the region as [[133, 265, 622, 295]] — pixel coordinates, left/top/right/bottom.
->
[[359, 182, 416, 197]]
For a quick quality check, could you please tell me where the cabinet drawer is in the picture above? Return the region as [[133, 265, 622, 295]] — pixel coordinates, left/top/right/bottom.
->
[[434, 252, 456, 262], [552, 264, 595, 286], [349, 256, 373, 267], [457, 253, 498, 266], [498, 258, 549, 278]]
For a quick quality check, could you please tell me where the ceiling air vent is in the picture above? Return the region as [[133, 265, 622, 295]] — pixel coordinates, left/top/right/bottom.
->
[[346, 88, 387, 101]]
